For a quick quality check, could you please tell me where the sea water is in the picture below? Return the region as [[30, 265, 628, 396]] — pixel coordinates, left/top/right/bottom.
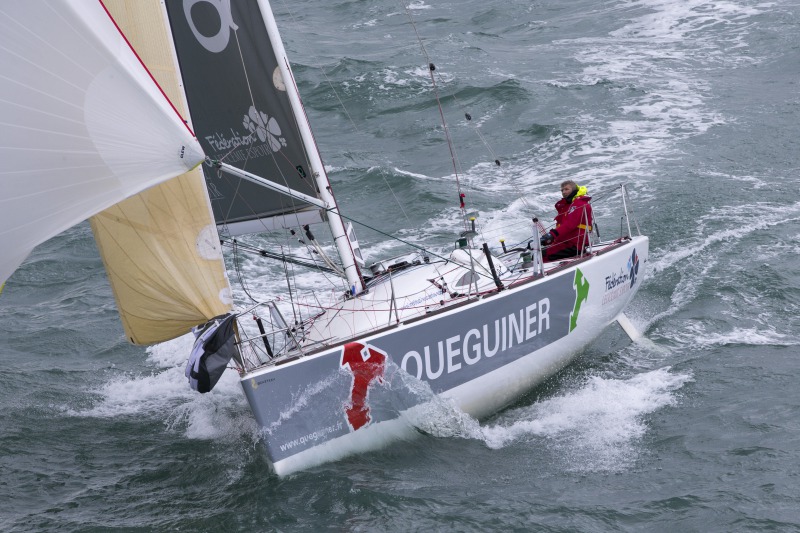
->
[[1, 0, 799, 530]]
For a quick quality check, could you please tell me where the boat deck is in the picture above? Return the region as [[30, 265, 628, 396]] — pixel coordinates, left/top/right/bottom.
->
[[235, 237, 632, 372]]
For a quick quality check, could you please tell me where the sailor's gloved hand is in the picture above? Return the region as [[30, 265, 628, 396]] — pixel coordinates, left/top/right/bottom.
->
[[540, 233, 554, 246]]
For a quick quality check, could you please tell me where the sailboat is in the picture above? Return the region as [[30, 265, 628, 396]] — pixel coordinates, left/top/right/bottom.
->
[[0, 0, 648, 477]]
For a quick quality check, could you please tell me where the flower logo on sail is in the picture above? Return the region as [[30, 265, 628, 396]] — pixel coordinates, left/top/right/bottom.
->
[[627, 249, 639, 288], [243, 106, 286, 151]]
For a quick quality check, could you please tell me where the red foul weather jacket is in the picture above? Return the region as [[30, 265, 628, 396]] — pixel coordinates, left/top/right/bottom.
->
[[546, 186, 593, 258]]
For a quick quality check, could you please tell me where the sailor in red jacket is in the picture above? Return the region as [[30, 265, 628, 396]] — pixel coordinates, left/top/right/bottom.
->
[[540, 180, 593, 261]]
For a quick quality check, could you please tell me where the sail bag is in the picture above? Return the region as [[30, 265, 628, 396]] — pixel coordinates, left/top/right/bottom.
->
[[185, 314, 238, 393]]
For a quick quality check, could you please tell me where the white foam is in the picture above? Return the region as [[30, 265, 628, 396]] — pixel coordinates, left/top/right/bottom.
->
[[477, 367, 692, 471], [630, 202, 800, 342], [610, 0, 765, 53], [406, 1, 431, 11], [379, 67, 410, 88], [675, 324, 799, 347], [392, 166, 435, 180], [708, 170, 768, 190], [648, 204, 800, 276], [70, 335, 256, 443], [387, 358, 690, 473], [488, 0, 771, 223]]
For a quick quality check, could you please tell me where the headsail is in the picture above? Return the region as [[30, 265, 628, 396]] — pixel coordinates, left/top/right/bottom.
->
[[163, 0, 325, 235], [91, 0, 233, 345], [0, 0, 204, 286]]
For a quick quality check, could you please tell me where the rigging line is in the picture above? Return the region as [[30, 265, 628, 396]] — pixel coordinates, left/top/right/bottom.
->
[[300, 236, 346, 280], [231, 11, 358, 281], [222, 201, 490, 284], [207, 123, 324, 243], [399, 1, 465, 219], [280, 58, 369, 287], [479, 219, 534, 235], [283, 265, 339, 333], [210, 164, 292, 236], [220, 239, 338, 274], [231, 239, 260, 304], [211, 19, 322, 238], [331, 211, 496, 283], [433, 71, 502, 163], [276, 0, 360, 134], [282, 225, 343, 293], [332, 208, 449, 264], [212, 177, 339, 281], [309, 239, 345, 277], [274, 0, 410, 222], [382, 174, 411, 221], [282, 248, 300, 326], [215, 4, 396, 266], [375, 169, 411, 222], [397, 7, 527, 223], [222, 32, 312, 230], [212, 163, 325, 257], [244, 221, 339, 282], [430, 70, 532, 211], [307, 257, 346, 291], [232, 28, 257, 137]]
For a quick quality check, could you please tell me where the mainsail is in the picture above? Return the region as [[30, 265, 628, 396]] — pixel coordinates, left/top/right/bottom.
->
[[163, 0, 325, 235], [0, 0, 204, 287], [91, 0, 233, 345], [164, 0, 364, 292]]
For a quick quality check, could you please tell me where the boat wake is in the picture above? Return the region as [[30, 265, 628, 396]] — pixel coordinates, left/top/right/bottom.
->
[[477, 367, 691, 471], [639, 203, 800, 342], [387, 360, 691, 473], [68, 329, 689, 474], [67, 334, 259, 444], [403, 367, 691, 471], [673, 325, 799, 348]]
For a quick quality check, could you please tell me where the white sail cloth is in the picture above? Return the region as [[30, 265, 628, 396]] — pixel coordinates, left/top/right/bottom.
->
[[0, 0, 204, 286], [91, 0, 232, 345]]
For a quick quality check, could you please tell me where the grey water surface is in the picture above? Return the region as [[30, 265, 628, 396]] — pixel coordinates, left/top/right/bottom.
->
[[1, 0, 799, 530]]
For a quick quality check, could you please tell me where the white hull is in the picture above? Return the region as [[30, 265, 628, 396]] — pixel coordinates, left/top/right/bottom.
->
[[240, 236, 648, 476]]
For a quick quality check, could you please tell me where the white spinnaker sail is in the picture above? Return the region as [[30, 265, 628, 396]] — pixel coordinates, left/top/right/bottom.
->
[[0, 0, 204, 286], [91, 0, 232, 345]]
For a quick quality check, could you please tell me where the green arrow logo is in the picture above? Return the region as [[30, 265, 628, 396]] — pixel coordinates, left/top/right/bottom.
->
[[570, 268, 590, 332]]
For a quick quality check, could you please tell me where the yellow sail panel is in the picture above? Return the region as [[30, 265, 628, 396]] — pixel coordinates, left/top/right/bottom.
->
[[91, 180, 232, 345], [93, 0, 232, 345]]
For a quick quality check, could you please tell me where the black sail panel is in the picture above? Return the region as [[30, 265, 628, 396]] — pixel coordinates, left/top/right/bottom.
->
[[165, 0, 322, 233]]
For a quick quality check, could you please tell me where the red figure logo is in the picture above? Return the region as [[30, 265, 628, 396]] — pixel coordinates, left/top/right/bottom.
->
[[340, 342, 387, 431]]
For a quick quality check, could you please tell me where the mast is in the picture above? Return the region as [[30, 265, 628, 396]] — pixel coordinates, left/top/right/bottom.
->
[[255, 0, 364, 294]]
